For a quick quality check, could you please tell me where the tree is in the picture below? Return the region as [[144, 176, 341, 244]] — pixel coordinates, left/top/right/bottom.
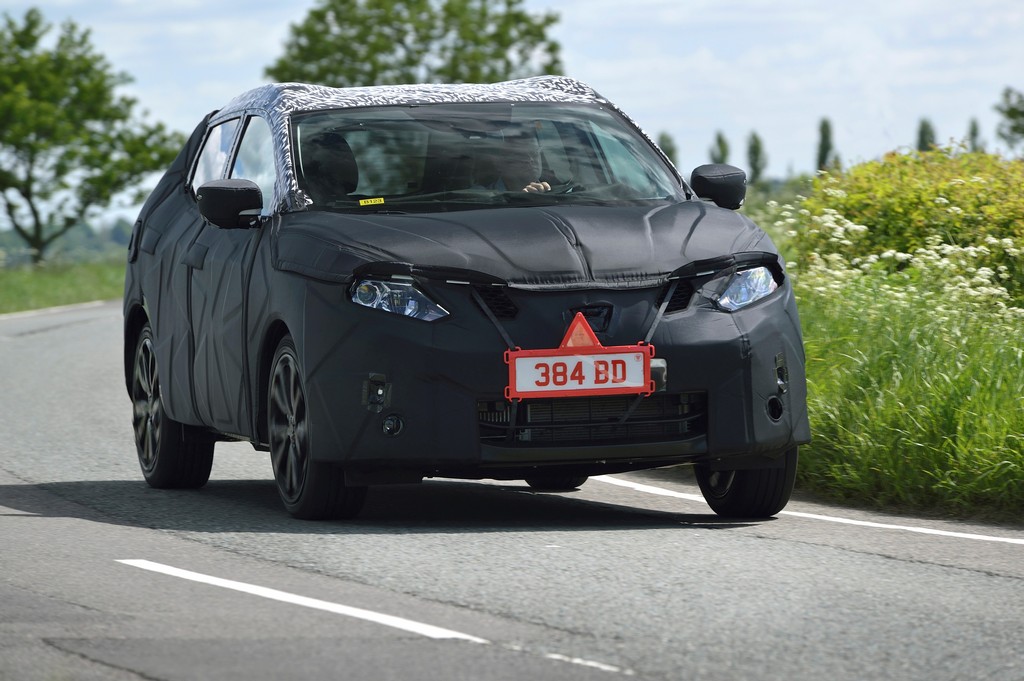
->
[[816, 118, 835, 171], [995, 86, 1024, 151], [747, 131, 767, 185], [967, 118, 984, 152], [657, 131, 678, 165], [709, 131, 729, 164], [0, 9, 183, 263], [265, 0, 562, 87], [916, 118, 937, 151]]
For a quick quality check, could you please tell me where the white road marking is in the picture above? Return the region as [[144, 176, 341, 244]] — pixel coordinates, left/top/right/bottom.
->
[[117, 559, 489, 643], [774, 509, 1024, 545], [595, 475, 1024, 546], [118, 559, 630, 674], [595, 476, 706, 504]]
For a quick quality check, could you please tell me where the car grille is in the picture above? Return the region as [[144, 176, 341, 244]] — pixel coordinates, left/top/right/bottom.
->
[[655, 280, 695, 314], [473, 281, 692, 322], [478, 392, 706, 446]]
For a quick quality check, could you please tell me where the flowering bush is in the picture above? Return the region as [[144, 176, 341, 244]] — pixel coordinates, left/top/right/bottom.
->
[[800, 146, 1024, 251], [766, 148, 1024, 518]]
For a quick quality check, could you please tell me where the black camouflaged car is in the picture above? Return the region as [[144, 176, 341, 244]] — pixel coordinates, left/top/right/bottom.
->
[[123, 76, 809, 519]]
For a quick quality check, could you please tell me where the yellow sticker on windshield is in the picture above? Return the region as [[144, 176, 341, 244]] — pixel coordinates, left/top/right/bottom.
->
[[359, 197, 385, 207]]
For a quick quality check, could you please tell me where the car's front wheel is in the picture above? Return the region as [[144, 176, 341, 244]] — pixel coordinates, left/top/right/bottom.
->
[[268, 335, 367, 520], [130, 322, 214, 488], [695, 447, 798, 518]]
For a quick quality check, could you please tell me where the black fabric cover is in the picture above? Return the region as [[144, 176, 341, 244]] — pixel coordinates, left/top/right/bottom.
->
[[691, 164, 746, 209], [123, 81, 810, 485]]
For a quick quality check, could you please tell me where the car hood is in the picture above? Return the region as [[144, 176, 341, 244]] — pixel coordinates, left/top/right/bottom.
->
[[274, 201, 776, 290]]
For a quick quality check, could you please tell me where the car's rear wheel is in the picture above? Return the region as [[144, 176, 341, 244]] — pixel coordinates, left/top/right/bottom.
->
[[268, 335, 367, 520], [524, 474, 589, 491], [131, 322, 214, 488], [695, 447, 798, 518]]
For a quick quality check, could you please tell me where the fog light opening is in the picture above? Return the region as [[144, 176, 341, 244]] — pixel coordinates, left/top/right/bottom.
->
[[766, 396, 785, 422], [382, 414, 404, 437]]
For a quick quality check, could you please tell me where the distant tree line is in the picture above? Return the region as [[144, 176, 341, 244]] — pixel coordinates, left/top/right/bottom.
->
[[661, 88, 1024, 185], [0, 216, 131, 266]]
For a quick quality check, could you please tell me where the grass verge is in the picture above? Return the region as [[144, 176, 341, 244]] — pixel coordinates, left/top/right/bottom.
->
[[0, 259, 125, 314], [796, 281, 1024, 521]]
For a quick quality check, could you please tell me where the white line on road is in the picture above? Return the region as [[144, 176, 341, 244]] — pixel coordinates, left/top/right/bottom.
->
[[596, 476, 1024, 546], [118, 559, 632, 674], [117, 559, 489, 643]]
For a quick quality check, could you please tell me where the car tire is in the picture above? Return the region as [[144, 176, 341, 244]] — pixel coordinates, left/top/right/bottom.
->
[[524, 474, 589, 491], [268, 335, 367, 520], [695, 447, 798, 518], [130, 322, 214, 488]]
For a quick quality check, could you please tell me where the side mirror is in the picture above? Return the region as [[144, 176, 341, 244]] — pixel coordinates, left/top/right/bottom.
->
[[690, 164, 746, 210], [196, 179, 263, 228]]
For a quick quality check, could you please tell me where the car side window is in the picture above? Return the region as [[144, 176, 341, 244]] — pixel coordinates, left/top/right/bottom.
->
[[191, 119, 241, 194], [230, 116, 276, 213]]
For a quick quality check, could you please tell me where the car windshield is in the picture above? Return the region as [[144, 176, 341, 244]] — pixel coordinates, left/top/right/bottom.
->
[[290, 102, 684, 213]]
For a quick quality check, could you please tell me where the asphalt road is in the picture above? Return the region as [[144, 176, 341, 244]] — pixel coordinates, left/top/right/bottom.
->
[[1, 301, 1022, 681]]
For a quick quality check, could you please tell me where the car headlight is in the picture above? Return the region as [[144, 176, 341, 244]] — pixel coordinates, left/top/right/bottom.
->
[[715, 267, 779, 311], [351, 279, 449, 321]]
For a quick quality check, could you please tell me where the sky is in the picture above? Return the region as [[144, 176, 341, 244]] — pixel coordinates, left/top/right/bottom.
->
[[5, 0, 1024, 183]]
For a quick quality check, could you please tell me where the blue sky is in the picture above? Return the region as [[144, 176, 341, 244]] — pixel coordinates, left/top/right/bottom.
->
[[6, 0, 1024, 180]]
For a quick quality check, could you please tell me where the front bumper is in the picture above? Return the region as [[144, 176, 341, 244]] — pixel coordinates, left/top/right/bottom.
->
[[297, 276, 810, 481]]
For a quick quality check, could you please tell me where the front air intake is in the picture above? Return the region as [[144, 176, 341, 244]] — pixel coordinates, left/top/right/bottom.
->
[[478, 392, 707, 446]]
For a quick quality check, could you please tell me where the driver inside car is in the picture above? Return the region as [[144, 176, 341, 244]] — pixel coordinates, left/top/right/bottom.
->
[[472, 130, 551, 193]]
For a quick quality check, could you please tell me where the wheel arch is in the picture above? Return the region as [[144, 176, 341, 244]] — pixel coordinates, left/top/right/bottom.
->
[[255, 319, 292, 445], [124, 303, 149, 395]]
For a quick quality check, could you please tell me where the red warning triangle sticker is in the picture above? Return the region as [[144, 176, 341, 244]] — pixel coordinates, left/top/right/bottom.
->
[[559, 312, 603, 348]]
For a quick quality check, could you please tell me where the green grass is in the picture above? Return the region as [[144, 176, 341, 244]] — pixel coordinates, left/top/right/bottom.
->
[[0, 258, 125, 314], [796, 283, 1024, 521]]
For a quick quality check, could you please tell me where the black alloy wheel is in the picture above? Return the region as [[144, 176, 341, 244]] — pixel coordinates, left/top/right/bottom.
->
[[130, 322, 213, 488], [268, 335, 366, 519]]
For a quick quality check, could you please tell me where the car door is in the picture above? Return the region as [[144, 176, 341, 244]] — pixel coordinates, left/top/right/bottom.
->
[[186, 115, 276, 437]]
